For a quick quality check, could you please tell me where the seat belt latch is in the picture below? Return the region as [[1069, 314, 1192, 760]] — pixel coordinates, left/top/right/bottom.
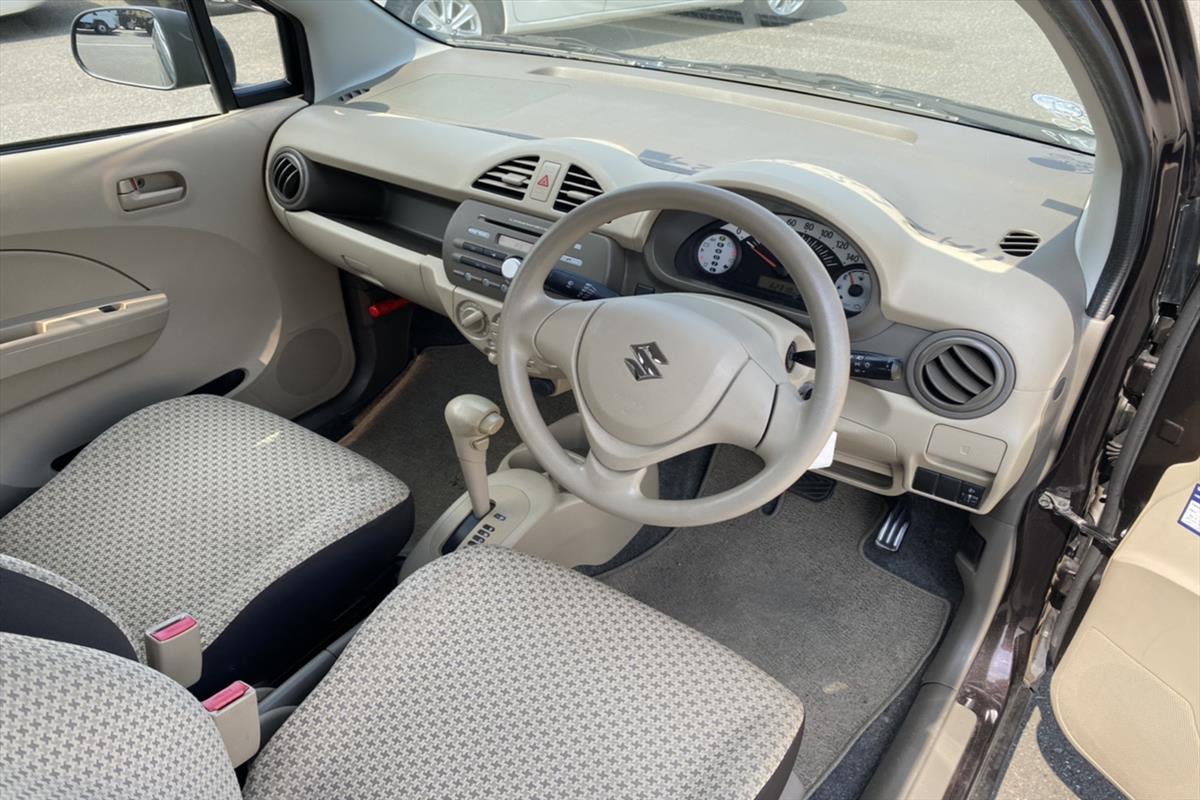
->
[[144, 613, 201, 688], [202, 681, 260, 768]]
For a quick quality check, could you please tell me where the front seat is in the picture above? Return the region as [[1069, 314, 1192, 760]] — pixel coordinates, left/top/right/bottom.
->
[[0, 394, 412, 695], [0, 546, 803, 800]]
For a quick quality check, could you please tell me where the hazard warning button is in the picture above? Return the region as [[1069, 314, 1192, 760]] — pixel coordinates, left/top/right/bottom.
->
[[528, 160, 561, 202]]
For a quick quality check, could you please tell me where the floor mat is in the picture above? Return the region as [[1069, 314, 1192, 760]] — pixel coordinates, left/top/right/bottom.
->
[[599, 447, 951, 795], [342, 345, 575, 538]]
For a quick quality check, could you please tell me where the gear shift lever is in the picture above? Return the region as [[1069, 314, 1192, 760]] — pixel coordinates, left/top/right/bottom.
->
[[445, 395, 505, 519]]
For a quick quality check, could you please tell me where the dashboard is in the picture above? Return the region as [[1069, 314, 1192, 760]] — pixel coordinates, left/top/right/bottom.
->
[[262, 46, 1095, 516]]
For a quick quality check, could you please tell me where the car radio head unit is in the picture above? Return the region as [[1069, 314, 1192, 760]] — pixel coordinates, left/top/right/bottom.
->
[[442, 200, 621, 301]]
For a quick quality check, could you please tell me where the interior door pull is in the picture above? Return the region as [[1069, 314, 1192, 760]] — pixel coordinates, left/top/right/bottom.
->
[[117, 171, 186, 211]]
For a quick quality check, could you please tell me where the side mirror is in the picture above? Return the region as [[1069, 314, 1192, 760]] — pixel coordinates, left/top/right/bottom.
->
[[71, 6, 236, 91]]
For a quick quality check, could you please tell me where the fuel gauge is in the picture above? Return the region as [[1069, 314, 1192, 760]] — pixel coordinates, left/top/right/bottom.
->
[[835, 268, 872, 315]]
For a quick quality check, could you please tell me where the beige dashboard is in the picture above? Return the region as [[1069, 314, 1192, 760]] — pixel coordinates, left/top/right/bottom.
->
[[265, 47, 1099, 515]]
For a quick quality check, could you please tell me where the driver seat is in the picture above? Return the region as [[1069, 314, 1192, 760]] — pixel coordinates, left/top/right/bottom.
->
[[1, 546, 805, 800]]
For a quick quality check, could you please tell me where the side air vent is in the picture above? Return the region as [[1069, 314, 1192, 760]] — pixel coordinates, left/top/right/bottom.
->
[[472, 156, 540, 200], [906, 331, 1015, 419], [998, 229, 1041, 257], [554, 165, 603, 212], [268, 149, 308, 210]]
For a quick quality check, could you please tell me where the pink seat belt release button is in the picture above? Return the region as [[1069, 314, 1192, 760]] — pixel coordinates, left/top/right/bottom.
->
[[143, 613, 202, 688], [203, 681, 260, 768]]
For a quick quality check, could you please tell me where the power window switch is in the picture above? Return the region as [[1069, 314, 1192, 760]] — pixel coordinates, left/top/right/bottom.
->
[[528, 160, 561, 202]]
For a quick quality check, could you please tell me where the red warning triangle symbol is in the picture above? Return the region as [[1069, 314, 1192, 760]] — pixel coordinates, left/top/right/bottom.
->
[[536, 174, 551, 188]]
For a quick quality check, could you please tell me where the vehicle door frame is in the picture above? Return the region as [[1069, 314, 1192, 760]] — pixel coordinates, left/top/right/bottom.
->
[[947, 1, 1200, 798]]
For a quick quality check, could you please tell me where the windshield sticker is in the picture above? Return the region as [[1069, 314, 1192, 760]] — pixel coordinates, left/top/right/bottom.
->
[[1180, 485, 1200, 536], [1032, 93, 1094, 135]]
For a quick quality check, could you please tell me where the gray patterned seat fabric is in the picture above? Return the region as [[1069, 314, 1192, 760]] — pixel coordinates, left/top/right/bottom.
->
[[0, 395, 412, 695], [0, 632, 242, 800], [1, 548, 803, 799], [244, 546, 805, 800]]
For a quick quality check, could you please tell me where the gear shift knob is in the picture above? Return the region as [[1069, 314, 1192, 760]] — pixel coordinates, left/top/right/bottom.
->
[[445, 395, 505, 519]]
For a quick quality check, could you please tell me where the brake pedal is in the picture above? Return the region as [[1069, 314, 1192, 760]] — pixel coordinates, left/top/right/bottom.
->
[[791, 472, 836, 502], [875, 498, 911, 552]]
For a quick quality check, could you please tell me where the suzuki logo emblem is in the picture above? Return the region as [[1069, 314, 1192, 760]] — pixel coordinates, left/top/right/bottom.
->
[[624, 342, 668, 381]]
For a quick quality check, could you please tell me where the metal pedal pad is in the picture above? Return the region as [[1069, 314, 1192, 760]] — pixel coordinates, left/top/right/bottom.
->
[[875, 498, 911, 552]]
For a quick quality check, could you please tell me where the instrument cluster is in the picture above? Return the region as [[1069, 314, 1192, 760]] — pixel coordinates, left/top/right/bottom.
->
[[678, 213, 873, 316]]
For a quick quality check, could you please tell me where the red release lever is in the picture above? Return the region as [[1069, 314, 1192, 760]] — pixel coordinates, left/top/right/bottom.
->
[[368, 298, 410, 319], [202, 681, 251, 713], [149, 614, 196, 642]]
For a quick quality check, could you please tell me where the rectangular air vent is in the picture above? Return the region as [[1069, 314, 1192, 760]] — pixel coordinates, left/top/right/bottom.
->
[[553, 165, 603, 212], [472, 156, 540, 200]]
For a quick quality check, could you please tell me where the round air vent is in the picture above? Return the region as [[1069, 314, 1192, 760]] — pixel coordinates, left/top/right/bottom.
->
[[998, 229, 1041, 257], [268, 148, 309, 210], [906, 331, 1015, 418]]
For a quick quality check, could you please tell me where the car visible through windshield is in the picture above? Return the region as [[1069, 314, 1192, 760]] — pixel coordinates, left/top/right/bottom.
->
[[379, 0, 1094, 152]]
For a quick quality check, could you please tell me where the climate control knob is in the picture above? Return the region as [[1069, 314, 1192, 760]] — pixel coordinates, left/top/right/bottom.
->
[[457, 303, 488, 336]]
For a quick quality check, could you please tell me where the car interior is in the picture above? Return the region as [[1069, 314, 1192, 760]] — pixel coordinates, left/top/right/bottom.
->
[[0, 1, 1197, 799]]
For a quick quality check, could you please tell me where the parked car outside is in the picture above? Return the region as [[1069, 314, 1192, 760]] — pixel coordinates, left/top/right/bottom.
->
[[0, 0, 43, 19], [379, 0, 811, 38]]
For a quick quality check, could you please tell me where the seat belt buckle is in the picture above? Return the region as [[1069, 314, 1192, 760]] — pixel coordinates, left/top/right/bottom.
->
[[144, 613, 201, 688], [202, 681, 260, 768]]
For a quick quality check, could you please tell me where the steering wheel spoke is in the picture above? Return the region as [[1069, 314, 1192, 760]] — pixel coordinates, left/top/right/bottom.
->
[[579, 451, 652, 505], [755, 383, 814, 466], [530, 299, 599, 382]]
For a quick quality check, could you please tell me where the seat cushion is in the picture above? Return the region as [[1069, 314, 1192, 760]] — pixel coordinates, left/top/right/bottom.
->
[[0, 632, 241, 800], [0, 395, 412, 692], [244, 546, 805, 800]]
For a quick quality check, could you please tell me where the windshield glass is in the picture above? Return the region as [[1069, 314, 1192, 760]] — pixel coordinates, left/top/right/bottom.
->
[[380, 0, 1094, 153]]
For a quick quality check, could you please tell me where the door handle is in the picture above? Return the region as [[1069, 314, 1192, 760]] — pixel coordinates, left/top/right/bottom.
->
[[117, 171, 185, 211]]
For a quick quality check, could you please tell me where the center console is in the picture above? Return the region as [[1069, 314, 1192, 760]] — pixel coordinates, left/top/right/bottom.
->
[[442, 199, 623, 302]]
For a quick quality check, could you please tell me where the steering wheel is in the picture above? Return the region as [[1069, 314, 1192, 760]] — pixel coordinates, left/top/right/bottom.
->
[[497, 182, 850, 527]]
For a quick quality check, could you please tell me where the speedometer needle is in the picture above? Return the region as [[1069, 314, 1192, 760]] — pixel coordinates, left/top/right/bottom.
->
[[748, 239, 779, 270]]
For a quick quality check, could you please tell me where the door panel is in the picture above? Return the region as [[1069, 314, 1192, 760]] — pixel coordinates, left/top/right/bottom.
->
[[0, 251, 146, 320], [0, 99, 355, 513], [1051, 457, 1200, 800]]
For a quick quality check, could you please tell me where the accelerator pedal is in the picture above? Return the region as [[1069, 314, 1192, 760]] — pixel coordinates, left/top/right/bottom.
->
[[874, 498, 912, 552]]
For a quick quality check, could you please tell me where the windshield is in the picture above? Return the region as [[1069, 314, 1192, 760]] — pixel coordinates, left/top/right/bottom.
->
[[380, 0, 1094, 153]]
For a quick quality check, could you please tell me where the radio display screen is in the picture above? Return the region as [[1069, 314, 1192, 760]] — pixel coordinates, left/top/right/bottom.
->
[[497, 234, 533, 254]]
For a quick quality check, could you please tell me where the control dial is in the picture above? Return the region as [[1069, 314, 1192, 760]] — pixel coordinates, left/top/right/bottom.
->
[[501, 257, 522, 280], [457, 302, 489, 336]]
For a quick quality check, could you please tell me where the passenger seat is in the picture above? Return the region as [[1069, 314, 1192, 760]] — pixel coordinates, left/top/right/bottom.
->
[[0, 395, 412, 695]]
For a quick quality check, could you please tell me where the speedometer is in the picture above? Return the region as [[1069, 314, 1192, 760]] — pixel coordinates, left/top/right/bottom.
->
[[777, 214, 872, 315]]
